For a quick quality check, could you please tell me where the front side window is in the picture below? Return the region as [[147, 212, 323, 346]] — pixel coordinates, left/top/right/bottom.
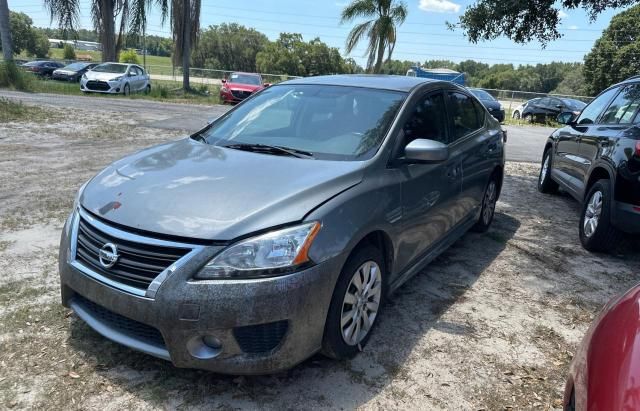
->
[[576, 87, 620, 125], [199, 84, 407, 161], [600, 86, 640, 124], [403, 92, 448, 145], [448, 92, 481, 141]]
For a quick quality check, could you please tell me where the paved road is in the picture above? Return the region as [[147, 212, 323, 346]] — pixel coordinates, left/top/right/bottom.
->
[[0, 90, 552, 162]]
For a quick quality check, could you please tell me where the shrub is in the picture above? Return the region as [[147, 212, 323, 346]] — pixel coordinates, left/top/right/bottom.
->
[[32, 33, 50, 58], [0, 61, 33, 91], [119, 49, 140, 64], [63, 44, 76, 60]]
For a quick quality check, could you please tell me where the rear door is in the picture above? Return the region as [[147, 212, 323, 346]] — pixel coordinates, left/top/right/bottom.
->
[[396, 90, 462, 270], [447, 90, 498, 220]]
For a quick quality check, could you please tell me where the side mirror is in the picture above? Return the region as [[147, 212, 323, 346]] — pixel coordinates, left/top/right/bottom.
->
[[221, 78, 227, 84], [557, 111, 577, 125], [128, 71, 135, 76], [263, 83, 271, 87], [404, 139, 449, 163], [555, 104, 564, 109]]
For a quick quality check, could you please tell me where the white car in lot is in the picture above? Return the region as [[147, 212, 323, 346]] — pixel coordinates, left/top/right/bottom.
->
[[80, 63, 150, 95]]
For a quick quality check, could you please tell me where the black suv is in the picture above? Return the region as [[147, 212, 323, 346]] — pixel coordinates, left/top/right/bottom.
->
[[538, 76, 640, 252]]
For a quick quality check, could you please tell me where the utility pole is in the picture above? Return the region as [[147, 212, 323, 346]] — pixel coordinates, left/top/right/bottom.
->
[[0, 0, 12, 61], [143, 27, 146, 71]]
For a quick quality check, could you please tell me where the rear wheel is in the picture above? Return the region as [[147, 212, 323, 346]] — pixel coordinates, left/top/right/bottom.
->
[[472, 174, 499, 232], [538, 150, 559, 193], [523, 113, 533, 123], [145, 84, 151, 94], [579, 179, 622, 252], [513, 110, 521, 120], [322, 245, 384, 359]]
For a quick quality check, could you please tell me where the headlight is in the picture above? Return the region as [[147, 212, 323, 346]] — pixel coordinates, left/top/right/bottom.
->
[[195, 222, 321, 280], [110, 76, 123, 81]]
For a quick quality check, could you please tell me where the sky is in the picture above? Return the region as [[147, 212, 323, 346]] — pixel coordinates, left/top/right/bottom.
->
[[10, 0, 627, 67]]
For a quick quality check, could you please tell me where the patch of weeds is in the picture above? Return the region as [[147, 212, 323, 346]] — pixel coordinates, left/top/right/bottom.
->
[[0, 240, 14, 252], [0, 98, 56, 123]]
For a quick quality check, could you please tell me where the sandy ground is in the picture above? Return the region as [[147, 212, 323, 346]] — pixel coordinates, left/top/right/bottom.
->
[[0, 105, 639, 410]]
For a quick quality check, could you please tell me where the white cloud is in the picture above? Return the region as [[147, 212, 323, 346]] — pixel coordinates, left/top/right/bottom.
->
[[419, 0, 461, 14], [558, 10, 569, 19], [568, 25, 579, 30]]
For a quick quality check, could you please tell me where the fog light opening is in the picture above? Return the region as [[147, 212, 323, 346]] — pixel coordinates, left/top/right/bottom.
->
[[186, 334, 223, 360]]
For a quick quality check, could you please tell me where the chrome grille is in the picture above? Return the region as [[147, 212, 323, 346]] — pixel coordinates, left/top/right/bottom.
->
[[74, 215, 191, 291]]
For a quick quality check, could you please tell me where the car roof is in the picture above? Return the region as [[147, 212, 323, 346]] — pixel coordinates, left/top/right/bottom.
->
[[283, 74, 438, 92]]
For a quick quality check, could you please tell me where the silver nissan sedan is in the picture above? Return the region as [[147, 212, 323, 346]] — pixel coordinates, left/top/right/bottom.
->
[[59, 75, 505, 374]]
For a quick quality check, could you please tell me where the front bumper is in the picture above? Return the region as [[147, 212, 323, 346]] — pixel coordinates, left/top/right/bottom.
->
[[219, 90, 252, 103], [80, 78, 124, 93], [58, 210, 341, 374], [53, 73, 78, 82]]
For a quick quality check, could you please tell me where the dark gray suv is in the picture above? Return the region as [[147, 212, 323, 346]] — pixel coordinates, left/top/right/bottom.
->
[[59, 75, 505, 374]]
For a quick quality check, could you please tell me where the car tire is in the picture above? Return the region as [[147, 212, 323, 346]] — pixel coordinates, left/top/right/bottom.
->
[[579, 179, 622, 253], [322, 245, 385, 360], [538, 149, 559, 194], [472, 174, 499, 232], [145, 84, 151, 94], [123, 83, 130, 96], [513, 111, 520, 120], [523, 113, 533, 123]]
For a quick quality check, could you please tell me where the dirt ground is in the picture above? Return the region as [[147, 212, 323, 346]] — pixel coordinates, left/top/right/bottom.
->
[[1, 103, 639, 410]]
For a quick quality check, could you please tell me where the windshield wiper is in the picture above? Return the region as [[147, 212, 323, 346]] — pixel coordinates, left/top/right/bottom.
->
[[223, 143, 314, 159]]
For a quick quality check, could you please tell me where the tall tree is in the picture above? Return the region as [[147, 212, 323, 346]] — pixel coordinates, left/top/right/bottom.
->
[[0, 0, 11, 60], [170, 0, 200, 90], [453, 0, 640, 46], [584, 5, 640, 94], [340, 0, 408, 73]]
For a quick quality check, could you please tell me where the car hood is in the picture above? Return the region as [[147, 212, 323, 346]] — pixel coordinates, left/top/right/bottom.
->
[[84, 71, 126, 81], [54, 69, 77, 75], [225, 82, 262, 92], [80, 138, 365, 241], [479, 99, 502, 111]]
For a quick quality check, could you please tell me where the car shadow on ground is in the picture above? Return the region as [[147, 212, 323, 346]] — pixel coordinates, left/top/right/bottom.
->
[[67, 212, 520, 408]]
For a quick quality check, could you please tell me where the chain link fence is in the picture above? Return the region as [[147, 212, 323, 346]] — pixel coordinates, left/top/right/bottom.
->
[[480, 88, 594, 114]]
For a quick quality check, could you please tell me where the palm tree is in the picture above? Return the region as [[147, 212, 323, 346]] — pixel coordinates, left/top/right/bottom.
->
[[0, 0, 12, 60], [340, 0, 408, 74], [169, 0, 200, 91]]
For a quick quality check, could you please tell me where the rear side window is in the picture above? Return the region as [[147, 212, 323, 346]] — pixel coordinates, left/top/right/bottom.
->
[[577, 87, 619, 125], [601, 86, 640, 124], [448, 92, 481, 141]]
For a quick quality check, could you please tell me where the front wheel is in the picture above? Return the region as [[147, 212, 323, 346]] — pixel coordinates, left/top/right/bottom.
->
[[513, 111, 521, 120], [322, 245, 385, 359], [579, 179, 622, 252], [123, 83, 130, 96], [523, 113, 533, 123]]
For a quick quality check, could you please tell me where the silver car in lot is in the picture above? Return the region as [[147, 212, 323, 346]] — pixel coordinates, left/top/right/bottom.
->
[[59, 75, 505, 374], [80, 62, 150, 95]]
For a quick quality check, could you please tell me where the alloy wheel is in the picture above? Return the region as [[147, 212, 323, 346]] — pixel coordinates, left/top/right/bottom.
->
[[340, 260, 382, 346], [540, 154, 549, 183], [583, 190, 603, 238], [483, 180, 497, 225]]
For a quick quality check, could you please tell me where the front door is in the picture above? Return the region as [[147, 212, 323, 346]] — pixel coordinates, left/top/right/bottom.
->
[[395, 91, 462, 271]]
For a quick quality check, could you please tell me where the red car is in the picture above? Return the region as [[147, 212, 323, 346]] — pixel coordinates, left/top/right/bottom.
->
[[564, 283, 640, 410], [219, 72, 268, 104]]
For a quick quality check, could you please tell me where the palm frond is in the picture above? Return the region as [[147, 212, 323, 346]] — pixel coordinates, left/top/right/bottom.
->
[[340, 0, 377, 23], [43, 0, 80, 36], [345, 20, 374, 54]]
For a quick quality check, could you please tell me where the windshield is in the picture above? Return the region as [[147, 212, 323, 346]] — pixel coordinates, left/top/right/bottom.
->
[[63, 63, 90, 71], [470, 89, 496, 101], [92, 63, 128, 73], [198, 84, 407, 161], [228, 73, 262, 85], [562, 99, 587, 110]]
